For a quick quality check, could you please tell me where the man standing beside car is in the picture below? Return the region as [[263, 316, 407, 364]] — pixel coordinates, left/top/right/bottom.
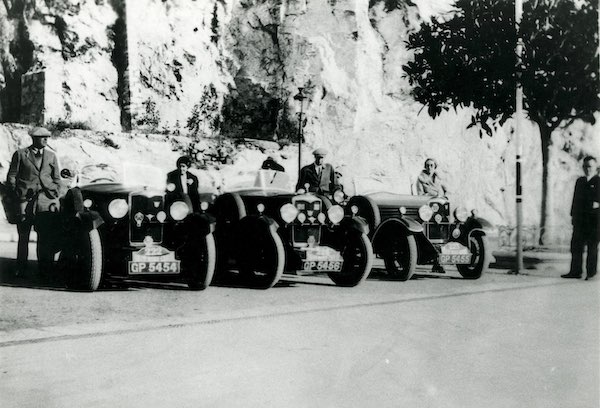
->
[[296, 148, 339, 195], [6, 127, 61, 277], [166, 156, 200, 213], [562, 155, 599, 280]]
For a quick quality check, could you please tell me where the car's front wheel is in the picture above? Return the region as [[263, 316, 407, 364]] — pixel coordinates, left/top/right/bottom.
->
[[457, 234, 490, 279], [182, 233, 216, 290], [328, 232, 374, 287], [383, 234, 417, 281], [237, 227, 285, 289], [61, 229, 103, 291]]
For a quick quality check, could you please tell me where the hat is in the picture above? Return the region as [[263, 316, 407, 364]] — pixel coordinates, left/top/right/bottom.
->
[[312, 148, 328, 157], [29, 127, 51, 137]]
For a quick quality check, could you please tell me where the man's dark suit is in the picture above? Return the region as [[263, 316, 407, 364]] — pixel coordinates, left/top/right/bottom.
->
[[569, 174, 600, 278], [7, 147, 61, 273], [296, 163, 338, 194], [166, 169, 201, 213]]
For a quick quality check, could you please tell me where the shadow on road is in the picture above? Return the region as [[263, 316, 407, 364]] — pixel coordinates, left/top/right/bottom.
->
[[0, 256, 67, 291]]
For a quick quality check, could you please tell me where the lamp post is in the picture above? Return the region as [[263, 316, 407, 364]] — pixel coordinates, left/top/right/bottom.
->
[[294, 87, 307, 176], [514, 0, 524, 274]]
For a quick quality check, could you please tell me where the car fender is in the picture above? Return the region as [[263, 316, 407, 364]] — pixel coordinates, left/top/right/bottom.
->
[[371, 217, 423, 250], [76, 210, 104, 231], [462, 216, 494, 236], [339, 215, 370, 235], [238, 214, 280, 234], [183, 212, 216, 236]]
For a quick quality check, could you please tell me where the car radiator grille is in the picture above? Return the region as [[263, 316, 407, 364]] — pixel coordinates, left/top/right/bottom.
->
[[130, 194, 164, 244]]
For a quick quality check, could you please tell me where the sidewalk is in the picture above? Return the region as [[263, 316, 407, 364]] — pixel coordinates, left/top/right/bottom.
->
[[490, 247, 571, 274]]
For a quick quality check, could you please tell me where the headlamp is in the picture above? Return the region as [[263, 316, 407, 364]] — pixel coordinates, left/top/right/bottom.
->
[[333, 190, 344, 203], [418, 205, 433, 221], [280, 203, 298, 224], [108, 198, 128, 219], [170, 201, 189, 221], [327, 205, 344, 224], [454, 207, 469, 222]]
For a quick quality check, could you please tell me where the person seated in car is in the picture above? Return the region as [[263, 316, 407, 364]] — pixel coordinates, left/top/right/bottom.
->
[[296, 148, 339, 195], [416, 158, 448, 197], [166, 156, 200, 213], [261, 155, 285, 172]]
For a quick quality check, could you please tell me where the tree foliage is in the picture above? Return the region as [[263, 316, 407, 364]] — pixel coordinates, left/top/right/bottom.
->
[[403, 0, 599, 137]]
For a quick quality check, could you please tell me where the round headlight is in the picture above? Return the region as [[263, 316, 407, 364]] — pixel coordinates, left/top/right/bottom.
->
[[327, 205, 344, 224], [454, 207, 469, 222], [280, 203, 298, 224], [418, 205, 433, 221], [257, 203, 265, 214], [350, 205, 359, 215], [170, 201, 189, 221], [108, 198, 128, 219], [317, 213, 326, 223], [432, 203, 440, 212], [83, 199, 93, 209], [297, 212, 307, 223], [333, 190, 344, 203], [157, 211, 167, 223], [399, 206, 407, 215], [434, 214, 443, 224], [200, 201, 209, 211], [166, 183, 176, 192]]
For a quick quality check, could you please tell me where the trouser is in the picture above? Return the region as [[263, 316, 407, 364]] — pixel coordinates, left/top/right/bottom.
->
[[16, 218, 33, 272], [16, 209, 58, 274], [570, 223, 599, 277]]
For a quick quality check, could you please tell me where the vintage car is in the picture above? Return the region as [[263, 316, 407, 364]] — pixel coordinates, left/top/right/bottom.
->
[[347, 176, 493, 281], [211, 170, 374, 289], [58, 162, 216, 291]]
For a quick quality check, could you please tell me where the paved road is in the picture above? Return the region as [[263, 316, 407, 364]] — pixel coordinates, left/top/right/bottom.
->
[[0, 242, 597, 407]]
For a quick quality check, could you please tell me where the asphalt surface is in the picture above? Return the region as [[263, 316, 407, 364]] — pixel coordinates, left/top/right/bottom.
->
[[0, 241, 597, 407]]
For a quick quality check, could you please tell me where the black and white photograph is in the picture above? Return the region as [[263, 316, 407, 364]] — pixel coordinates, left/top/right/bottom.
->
[[0, 0, 598, 406]]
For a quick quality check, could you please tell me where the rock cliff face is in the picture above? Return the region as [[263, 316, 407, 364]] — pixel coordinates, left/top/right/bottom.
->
[[0, 0, 598, 243]]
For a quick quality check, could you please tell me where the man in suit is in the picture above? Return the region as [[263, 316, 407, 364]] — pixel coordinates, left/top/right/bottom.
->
[[296, 148, 339, 195], [166, 156, 200, 213], [562, 156, 600, 280], [6, 127, 61, 276]]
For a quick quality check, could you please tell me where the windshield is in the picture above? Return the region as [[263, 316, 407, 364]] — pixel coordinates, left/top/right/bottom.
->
[[79, 162, 166, 190], [224, 169, 292, 192], [351, 175, 414, 196]]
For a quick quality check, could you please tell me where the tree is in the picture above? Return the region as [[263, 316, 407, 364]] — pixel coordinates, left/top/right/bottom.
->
[[403, 0, 599, 244]]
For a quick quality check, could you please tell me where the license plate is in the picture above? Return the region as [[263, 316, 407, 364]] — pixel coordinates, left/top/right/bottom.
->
[[301, 260, 343, 272], [439, 254, 472, 264], [128, 261, 181, 274]]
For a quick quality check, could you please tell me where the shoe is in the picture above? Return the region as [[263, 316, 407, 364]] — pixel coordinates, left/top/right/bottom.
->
[[585, 274, 596, 281], [432, 264, 446, 274], [561, 273, 582, 279]]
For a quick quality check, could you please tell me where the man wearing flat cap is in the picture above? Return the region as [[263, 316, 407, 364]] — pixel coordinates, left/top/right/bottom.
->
[[296, 148, 339, 194], [6, 127, 61, 276]]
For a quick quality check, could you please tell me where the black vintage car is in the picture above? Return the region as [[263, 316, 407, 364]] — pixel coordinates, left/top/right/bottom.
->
[[347, 176, 494, 281], [211, 170, 374, 289], [58, 163, 216, 291]]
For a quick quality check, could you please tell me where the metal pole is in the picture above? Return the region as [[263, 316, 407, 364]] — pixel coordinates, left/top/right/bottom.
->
[[294, 87, 306, 176], [515, 0, 524, 274]]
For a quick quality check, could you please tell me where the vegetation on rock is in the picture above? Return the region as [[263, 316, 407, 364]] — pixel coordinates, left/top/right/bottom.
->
[[403, 0, 599, 244]]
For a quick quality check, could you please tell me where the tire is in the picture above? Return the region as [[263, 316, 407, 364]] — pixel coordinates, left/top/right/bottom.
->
[[237, 227, 285, 289], [328, 232, 374, 287], [62, 229, 103, 291], [383, 234, 417, 281], [457, 234, 490, 279], [183, 233, 216, 290]]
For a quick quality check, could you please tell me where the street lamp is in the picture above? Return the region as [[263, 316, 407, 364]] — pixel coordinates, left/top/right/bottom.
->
[[294, 87, 307, 176], [514, 0, 524, 274]]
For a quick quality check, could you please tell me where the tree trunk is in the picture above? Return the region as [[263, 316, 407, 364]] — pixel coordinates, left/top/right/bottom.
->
[[538, 124, 553, 245]]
